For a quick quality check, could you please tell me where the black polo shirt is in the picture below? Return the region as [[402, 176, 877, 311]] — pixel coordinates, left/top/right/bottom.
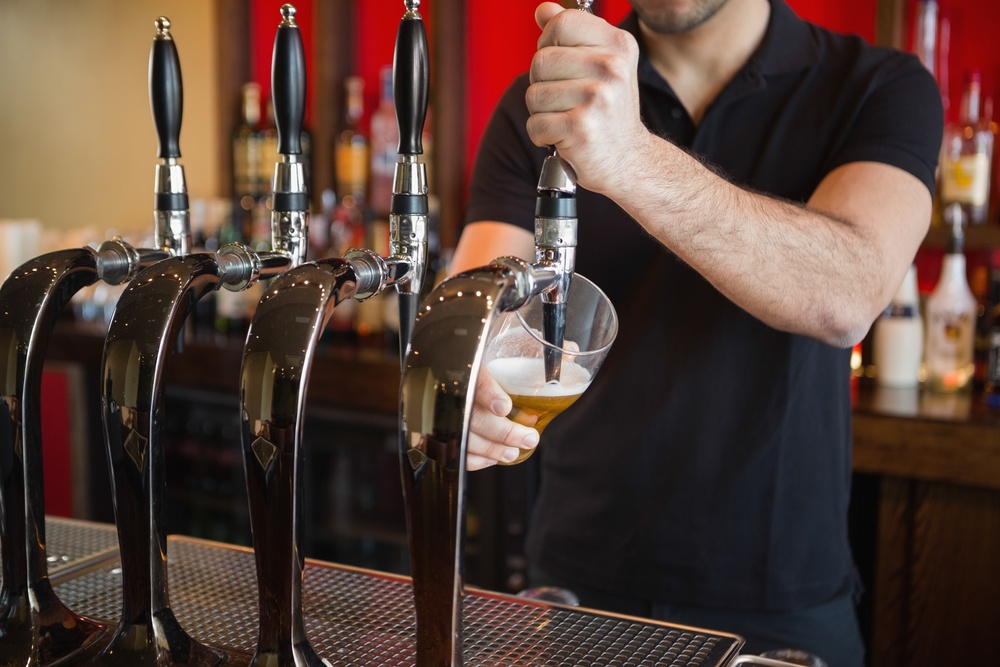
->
[[464, 0, 942, 611]]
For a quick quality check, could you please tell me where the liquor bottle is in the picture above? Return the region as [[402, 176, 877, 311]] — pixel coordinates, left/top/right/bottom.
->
[[327, 76, 370, 336], [924, 204, 977, 392], [330, 75, 369, 256], [873, 264, 923, 387], [912, 0, 938, 78], [984, 250, 1000, 407], [940, 70, 994, 226], [369, 65, 398, 219], [233, 82, 262, 242]]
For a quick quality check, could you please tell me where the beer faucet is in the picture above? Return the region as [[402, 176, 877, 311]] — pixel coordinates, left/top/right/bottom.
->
[[151, 17, 192, 257], [398, 6, 597, 662], [536, 0, 591, 382], [97, 8, 313, 665], [343, 0, 429, 366], [400, 258, 564, 666], [0, 15, 206, 666], [237, 2, 429, 664], [0, 242, 169, 667]]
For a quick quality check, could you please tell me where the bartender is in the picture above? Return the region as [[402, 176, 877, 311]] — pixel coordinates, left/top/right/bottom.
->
[[451, 1, 942, 665]]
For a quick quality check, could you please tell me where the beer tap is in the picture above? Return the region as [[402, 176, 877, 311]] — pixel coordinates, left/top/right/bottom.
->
[[536, 0, 591, 382], [150, 17, 192, 257], [96, 13, 300, 666], [236, 3, 430, 663], [389, 0, 429, 363], [0, 242, 168, 667], [341, 0, 429, 366], [0, 15, 206, 665], [268, 4, 309, 268], [400, 258, 563, 667]]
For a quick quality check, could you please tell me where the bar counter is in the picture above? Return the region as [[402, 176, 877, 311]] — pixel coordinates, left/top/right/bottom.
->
[[44, 318, 1000, 667]]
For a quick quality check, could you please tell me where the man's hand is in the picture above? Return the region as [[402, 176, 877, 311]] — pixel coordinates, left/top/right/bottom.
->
[[467, 367, 540, 470], [526, 2, 647, 196]]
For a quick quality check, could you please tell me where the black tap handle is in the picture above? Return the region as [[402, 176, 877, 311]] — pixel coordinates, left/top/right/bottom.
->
[[394, 8, 429, 156], [149, 17, 183, 160], [272, 4, 305, 156]]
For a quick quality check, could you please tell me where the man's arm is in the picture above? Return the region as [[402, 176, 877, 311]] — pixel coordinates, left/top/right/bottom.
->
[[528, 3, 933, 347], [449, 221, 535, 276]]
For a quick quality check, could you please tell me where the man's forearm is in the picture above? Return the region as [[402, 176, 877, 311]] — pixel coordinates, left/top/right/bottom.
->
[[606, 134, 928, 347]]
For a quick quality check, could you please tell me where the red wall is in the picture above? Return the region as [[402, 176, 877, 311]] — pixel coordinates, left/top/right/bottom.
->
[[246, 0, 997, 209], [463, 0, 879, 181]]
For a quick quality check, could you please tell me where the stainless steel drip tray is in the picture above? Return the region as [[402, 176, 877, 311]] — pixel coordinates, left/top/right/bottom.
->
[[0, 516, 120, 585], [53, 534, 743, 666]]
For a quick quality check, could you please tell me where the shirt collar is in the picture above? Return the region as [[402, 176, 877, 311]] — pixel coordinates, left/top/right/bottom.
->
[[624, 0, 820, 91]]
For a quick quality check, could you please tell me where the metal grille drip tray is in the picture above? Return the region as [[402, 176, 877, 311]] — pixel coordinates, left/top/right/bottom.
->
[[52, 534, 742, 666]]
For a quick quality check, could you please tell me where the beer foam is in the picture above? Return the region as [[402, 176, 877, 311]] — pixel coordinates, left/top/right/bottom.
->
[[486, 356, 591, 396]]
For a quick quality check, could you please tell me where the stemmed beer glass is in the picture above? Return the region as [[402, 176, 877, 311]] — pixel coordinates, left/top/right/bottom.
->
[[484, 274, 617, 465]]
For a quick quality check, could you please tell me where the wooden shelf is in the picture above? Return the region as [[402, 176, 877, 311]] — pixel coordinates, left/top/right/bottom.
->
[[923, 223, 1000, 251]]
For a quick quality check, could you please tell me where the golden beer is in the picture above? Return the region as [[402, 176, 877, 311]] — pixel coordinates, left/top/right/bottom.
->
[[486, 356, 591, 465]]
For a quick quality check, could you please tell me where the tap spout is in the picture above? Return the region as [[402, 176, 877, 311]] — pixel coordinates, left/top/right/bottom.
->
[[535, 154, 578, 384], [239, 258, 358, 666], [100, 252, 268, 666], [0, 243, 167, 666], [399, 259, 555, 667]]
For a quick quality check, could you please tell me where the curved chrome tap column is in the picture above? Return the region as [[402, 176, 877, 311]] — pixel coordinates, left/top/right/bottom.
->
[[99, 250, 289, 666], [0, 243, 168, 667], [399, 259, 557, 667], [235, 3, 429, 663], [240, 259, 358, 667]]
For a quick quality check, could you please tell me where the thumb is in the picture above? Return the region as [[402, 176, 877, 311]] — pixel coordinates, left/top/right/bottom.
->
[[535, 1, 565, 30]]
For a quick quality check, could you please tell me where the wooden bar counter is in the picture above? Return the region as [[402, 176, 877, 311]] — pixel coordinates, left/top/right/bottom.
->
[[44, 318, 1000, 666], [852, 380, 1000, 666]]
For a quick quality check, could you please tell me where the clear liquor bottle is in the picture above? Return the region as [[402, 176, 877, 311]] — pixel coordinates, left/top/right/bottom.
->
[[369, 65, 398, 219], [925, 205, 977, 392], [940, 70, 995, 226], [233, 83, 262, 242]]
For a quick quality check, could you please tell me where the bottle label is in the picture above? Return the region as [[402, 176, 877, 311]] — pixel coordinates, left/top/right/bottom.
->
[[941, 153, 990, 206], [926, 310, 975, 383], [336, 143, 370, 195]]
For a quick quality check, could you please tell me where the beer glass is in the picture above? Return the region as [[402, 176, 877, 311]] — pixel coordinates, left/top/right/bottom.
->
[[484, 273, 617, 465]]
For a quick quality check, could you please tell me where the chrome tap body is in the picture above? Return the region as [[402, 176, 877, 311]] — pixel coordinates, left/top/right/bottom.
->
[[240, 258, 358, 667], [400, 259, 558, 667], [0, 242, 168, 666]]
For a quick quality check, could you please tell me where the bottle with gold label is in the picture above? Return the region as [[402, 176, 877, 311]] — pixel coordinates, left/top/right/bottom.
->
[[941, 70, 994, 226]]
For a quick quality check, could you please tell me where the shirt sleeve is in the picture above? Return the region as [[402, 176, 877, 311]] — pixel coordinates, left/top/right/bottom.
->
[[826, 51, 944, 197]]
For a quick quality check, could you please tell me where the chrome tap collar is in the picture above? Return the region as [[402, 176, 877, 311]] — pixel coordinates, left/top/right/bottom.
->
[[95, 238, 170, 285], [343, 247, 391, 301], [216, 243, 260, 291], [393, 155, 428, 199]]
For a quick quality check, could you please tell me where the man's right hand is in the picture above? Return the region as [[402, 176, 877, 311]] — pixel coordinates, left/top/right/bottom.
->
[[467, 367, 540, 470]]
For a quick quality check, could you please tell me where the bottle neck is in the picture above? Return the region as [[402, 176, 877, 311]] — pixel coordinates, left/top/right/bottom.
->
[[962, 81, 981, 124], [941, 251, 967, 284]]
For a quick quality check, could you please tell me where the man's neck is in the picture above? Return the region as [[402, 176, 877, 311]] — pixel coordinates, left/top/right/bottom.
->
[[639, 0, 771, 125]]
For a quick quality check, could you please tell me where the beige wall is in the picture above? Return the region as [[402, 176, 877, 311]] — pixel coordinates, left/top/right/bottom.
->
[[0, 0, 220, 247]]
